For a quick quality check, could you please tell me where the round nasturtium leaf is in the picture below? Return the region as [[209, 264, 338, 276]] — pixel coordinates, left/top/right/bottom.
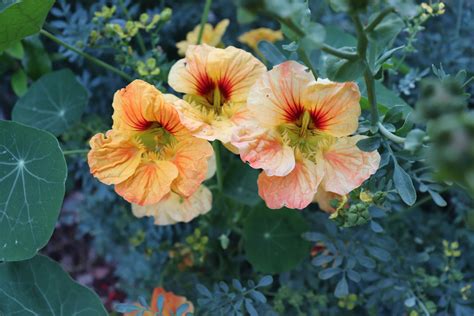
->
[[223, 161, 261, 206], [0, 255, 107, 315], [12, 69, 89, 136], [243, 205, 311, 273], [0, 0, 54, 51], [0, 120, 67, 262]]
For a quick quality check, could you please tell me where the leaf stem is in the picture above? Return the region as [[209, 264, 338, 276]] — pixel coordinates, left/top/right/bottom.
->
[[363, 68, 380, 129], [365, 7, 396, 33], [63, 149, 89, 156], [378, 122, 406, 144], [40, 29, 133, 82], [212, 141, 224, 193], [197, 0, 213, 45]]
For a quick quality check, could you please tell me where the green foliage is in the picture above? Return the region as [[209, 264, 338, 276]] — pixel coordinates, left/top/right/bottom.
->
[[0, 255, 107, 315], [0, 0, 54, 51], [0, 121, 66, 261], [244, 205, 311, 273], [12, 69, 89, 136]]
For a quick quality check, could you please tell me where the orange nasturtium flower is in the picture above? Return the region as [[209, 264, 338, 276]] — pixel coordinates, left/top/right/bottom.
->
[[238, 27, 283, 51], [176, 19, 229, 56], [88, 80, 214, 224], [124, 287, 194, 316], [168, 44, 266, 144], [231, 61, 381, 210]]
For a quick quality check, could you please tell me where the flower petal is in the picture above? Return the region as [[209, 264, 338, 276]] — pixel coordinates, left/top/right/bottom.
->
[[257, 158, 323, 209], [321, 136, 380, 195], [151, 288, 194, 314], [87, 131, 143, 185], [132, 186, 212, 225], [303, 79, 361, 137], [112, 80, 163, 131], [232, 124, 295, 176], [115, 158, 179, 206], [163, 137, 213, 197], [247, 60, 315, 128]]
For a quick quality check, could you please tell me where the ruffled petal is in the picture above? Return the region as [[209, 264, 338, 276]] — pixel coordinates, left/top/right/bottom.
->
[[112, 80, 163, 131], [163, 137, 213, 197], [132, 185, 212, 225], [247, 60, 315, 128], [87, 131, 143, 185], [321, 136, 380, 195], [257, 158, 323, 209], [303, 79, 361, 137], [115, 158, 179, 206], [151, 288, 194, 315], [232, 124, 295, 176]]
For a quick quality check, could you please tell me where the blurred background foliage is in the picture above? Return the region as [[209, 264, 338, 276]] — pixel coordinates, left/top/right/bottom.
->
[[0, 0, 473, 315]]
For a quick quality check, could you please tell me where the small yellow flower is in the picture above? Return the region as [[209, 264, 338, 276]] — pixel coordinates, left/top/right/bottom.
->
[[176, 19, 229, 56], [238, 28, 283, 51], [359, 190, 373, 203]]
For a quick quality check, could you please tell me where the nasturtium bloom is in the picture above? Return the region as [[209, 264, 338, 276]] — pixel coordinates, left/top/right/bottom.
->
[[176, 19, 229, 56], [238, 27, 283, 51], [232, 61, 380, 209], [168, 44, 266, 144], [124, 287, 194, 316], [132, 154, 216, 225], [88, 80, 214, 223]]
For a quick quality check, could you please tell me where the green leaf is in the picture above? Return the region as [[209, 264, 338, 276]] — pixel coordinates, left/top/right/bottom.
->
[[244, 205, 311, 273], [318, 267, 342, 280], [0, 255, 107, 315], [0, 0, 19, 13], [334, 276, 349, 298], [257, 41, 286, 66], [300, 23, 326, 52], [326, 53, 365, 82], [392, 161, 417, 206], [324, 26, 356, 48], [4, 41, 24, 59], [11, 68, 28, 97], [0, 0, 55, 51], [0, 121, 67, 261], [12, 69, 88, 136], [224, 161, 261, 206], [236, 7, 257, 24], [404, 129, 425, 152], [21, 35, 52, 80], [359, 80, 409, 113], [367, 13, 404, 47], [356, 136, 381, 152]]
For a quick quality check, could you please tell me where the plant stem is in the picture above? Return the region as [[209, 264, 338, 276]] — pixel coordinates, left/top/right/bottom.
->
[[197, 0, 212, 44], [378, 122, 406, 144], [63, 149, 89, 155], [118, 0, 147, 55], [212, 141, 224, 193], [364, 68, 380, 129], [40, 29, 133, 82], [365, 7, 396, 33]]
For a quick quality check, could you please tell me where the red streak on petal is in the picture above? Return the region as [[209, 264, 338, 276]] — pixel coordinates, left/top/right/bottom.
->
[[196, 73, 215, 97]]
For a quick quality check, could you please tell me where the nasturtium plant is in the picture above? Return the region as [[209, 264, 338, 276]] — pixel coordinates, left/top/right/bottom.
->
[[0, 121, 66, 261], [12, 69, 88, 136], [244, 205, 311, 273], [0, 255, 107, 315], [0, 0, 54, 51]]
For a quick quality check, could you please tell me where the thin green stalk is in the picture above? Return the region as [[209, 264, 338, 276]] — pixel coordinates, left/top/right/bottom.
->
[[118, 0, 147, 54], [63, 149, 89, 156], [364, 68, 380, 129], [40, 29, 133, 82], [378, 122, 406, 144], [365, 7, 396, 33], [197, 0, 213, 44], [212, 141, 224, 193]]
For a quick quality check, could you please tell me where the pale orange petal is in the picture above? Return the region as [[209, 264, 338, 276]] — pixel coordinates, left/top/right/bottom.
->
[[257, 159, 323, 209], [163, 137, 213, 197], [151, 288, 194, 316], [303, 79, 361, 137], [321, 136, 380, 195], [232, 124, 295, 176], [312, 189, 343, 214], [115, 159, 179, 206], [87, 131, 143, 185], [132, 186, 212, 225], [112, 80, 163, 131], [247, 60, 315, 129]]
